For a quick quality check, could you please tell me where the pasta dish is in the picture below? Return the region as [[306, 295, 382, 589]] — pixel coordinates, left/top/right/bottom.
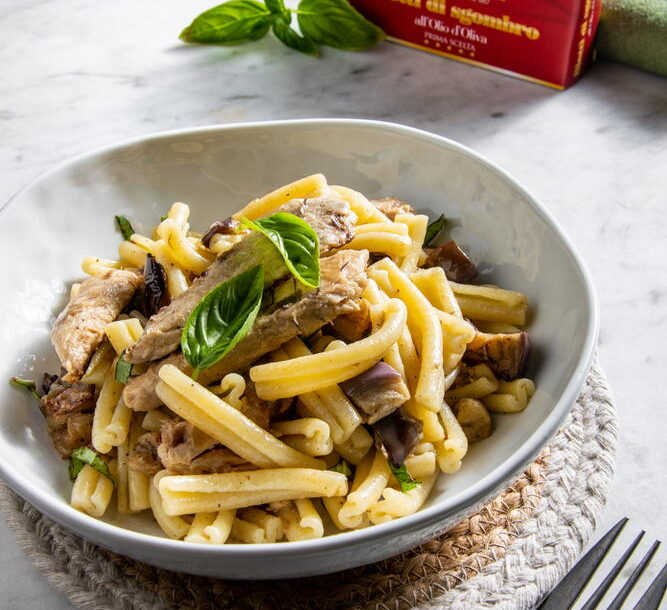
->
[[11, 174, 534, 544]]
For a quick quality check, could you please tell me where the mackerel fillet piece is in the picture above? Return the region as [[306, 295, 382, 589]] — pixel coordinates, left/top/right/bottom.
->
[[51, 268, 142, 382], [125, 197, 355, 364], [123, 249, 369, 411]]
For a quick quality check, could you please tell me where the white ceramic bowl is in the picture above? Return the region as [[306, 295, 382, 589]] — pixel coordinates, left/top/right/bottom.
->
[[0, 119, 597, 579]]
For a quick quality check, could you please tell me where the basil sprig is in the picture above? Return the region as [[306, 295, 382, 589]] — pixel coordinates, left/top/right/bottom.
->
[[388, 461, 421, 493], [329, 459, 352, 478], [69, 447, 114, 483], [115, 352, 133, 384], [241, 213, 320, 288], [424, 214, 446, 247], [10, 377, 41, 400], [181, 265, 264, 379], [180, 0, 384, 55], [115, 215, 135, 240]]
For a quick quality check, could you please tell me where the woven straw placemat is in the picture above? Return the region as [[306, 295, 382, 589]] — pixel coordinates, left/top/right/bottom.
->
[[0, 361, 617, 610]]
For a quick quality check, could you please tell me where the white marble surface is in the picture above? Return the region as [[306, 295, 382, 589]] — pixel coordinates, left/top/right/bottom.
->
[[1, 1, 666, 608]]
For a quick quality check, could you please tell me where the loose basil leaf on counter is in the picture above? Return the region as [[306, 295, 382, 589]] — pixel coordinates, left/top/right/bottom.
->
[[9, 377, 41, 400], [115, 215, 136, 241], [241, 213, 320, 288], [297, 0, 385, 51], [69, 447, 114, 483], [181, 265, 264, 379], [115, 351, 133, 384], [180, 0, 273, 44], [265, 0, 290, 22], [272, 19, 319, 56], [329, 459, 352, 478], [424, 214, 446, 247], [388, 462, 421, 493]]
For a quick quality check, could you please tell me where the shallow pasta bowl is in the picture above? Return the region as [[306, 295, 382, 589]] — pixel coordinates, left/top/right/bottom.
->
[[0, 119, 597, 578]]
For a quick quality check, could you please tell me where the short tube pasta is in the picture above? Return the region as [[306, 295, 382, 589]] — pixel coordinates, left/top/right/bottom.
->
[[158, 468, 348, 515], [449, 281, 528, 325], [70, 465, 113, 518]]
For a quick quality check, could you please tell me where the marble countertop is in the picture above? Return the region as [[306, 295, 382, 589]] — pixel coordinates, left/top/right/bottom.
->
[[1, 0, 665, 608]]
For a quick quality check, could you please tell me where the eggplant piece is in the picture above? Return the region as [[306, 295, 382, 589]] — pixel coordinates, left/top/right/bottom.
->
[[201, 218, 241, 248], [142, 253, 170, 317], [425, 240, 478, 283], [340, 362, 410, 424], [463, 331, 530, 381], [372, 410, 422, 466]]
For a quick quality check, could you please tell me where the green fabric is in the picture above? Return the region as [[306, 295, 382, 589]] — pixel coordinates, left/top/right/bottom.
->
[[597, 0, 667, 76]]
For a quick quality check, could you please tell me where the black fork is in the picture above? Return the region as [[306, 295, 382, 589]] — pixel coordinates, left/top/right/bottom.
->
[[538, 518, 666, 610]]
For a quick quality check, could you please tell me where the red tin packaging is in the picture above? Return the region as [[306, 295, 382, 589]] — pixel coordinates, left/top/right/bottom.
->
[[351, 0, 602, 89]]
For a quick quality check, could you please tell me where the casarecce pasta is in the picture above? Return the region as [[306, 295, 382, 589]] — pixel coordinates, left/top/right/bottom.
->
[[18, 174, 536, 543]]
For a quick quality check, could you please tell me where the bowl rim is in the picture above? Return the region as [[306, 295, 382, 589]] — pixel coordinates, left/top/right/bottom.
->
[[0, 118, 598, 559]]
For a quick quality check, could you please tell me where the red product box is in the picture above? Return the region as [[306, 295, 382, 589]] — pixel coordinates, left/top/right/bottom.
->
[[351, 0, 602, 89]]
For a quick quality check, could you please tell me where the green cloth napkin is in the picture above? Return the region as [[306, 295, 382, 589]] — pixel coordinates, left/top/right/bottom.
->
[[597, 0, 667, 76]]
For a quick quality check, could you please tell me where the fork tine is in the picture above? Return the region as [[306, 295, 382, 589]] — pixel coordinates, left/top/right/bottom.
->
[[633, 563, 667, 610], [579, 531, 646, 610], [537, 518, 628, 610], [604, 540, 661, 610]]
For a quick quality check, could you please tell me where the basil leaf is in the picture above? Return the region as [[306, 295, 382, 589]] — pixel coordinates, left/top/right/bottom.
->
[[10, 377, 41, 400], [69, 447, 114, 483], [265, 0, 290, 22], [181, 265, 264, 379], [272, 19, 319, 56], [115, 352, 133, 384], [241, 213, 320, 288], [297, 0, 385, 51], [424, 214, 446, 247], [329, 459, 352, 477], [388, 461, 421, 493], [180, 0, 272, 44], [159, 213, 168, 222], [115, 215, 135, 241]]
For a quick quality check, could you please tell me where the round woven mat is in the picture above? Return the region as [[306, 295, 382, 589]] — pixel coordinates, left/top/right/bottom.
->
[[0, 360, 618, 610]]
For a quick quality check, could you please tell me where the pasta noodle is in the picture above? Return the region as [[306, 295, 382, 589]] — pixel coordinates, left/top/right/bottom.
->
[[70, 465, 113, 518], [234, 174, 328, 220], [449, 281, 528, 325], [158, 468, 348, 515]]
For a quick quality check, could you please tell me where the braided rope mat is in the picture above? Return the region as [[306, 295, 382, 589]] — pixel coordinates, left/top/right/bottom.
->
[[0, 361, 617, 610]]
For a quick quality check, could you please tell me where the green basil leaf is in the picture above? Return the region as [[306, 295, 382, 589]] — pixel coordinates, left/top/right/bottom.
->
[[115, 215, 135, 241], [181, 265, 264, 379], [297, 0, 385, 50], [272, 19, 319, 56], [10, 377, 41, 400], [388, 461, 421, 493], [115, 351, 133, 384], [424, 214, 446, 247], [159, 213, 168, 222], [69, 447, 114, 483], [329, 459, 352, 478], [265, 0, 290, 22], [180, 0, 272, 44], [241, 213, 320, 288]]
